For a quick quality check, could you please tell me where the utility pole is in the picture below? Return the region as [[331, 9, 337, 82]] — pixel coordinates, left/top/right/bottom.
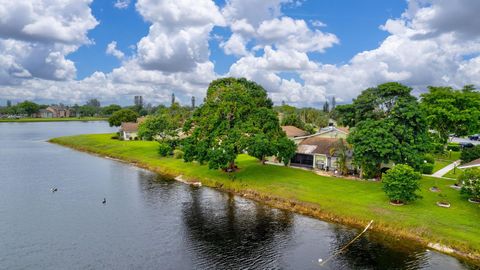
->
[[171, 93, 175, 107], [191, 96, 195, 109]]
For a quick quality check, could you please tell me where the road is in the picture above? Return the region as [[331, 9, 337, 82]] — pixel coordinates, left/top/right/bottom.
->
[[450, 137, 480, 145]]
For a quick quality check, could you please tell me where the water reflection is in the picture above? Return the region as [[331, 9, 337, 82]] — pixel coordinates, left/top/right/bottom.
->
[[182, 188, 294, 269], [326, 226, 427, 269]]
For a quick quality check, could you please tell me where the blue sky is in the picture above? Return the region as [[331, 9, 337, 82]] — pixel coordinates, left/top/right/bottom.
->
[[0, 0, 478, 107], [70, 0, 406, 80]]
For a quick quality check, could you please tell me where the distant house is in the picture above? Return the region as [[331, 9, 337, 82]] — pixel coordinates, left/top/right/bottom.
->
[[36, 106, 71, 118], [458, 158, 480, 169], [290, 136, 354, 171], [37, 109, 54, 118], [120, 122, 139, 140], [119, 117, 147, 140]]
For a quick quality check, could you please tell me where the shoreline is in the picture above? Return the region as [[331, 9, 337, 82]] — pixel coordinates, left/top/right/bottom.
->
[[49, 134, 480, 264], [0, 117, 107, 123]]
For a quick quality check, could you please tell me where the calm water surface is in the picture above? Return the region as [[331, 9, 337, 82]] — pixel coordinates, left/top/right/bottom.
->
[[0, 122, 478, 270]]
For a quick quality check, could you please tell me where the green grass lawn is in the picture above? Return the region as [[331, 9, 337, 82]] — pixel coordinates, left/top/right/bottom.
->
[[434, 151, 461, 162], [444, 168, 464, 179], [431, 151, 461, 174], [50, 134, 480, 258], [0, 117, 107, 123]]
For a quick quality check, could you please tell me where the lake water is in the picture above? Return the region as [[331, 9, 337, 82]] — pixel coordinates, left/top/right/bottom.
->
[[0, 121, 477, 270]]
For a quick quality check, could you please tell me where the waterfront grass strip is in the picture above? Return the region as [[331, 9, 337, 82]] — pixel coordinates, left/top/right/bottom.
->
[[50, 133, 480, 259], [0, 117, 107, 123]]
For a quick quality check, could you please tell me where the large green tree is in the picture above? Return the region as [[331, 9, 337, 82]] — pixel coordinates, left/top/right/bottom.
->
[[183, 78, 296, 170], [101, 104, 122, 116], [420, 85, 480, 144], [17, 101, 39, 116], [108, 109, 139, 127], [138, 102, 192, 141], [338, 82, 431, 178]]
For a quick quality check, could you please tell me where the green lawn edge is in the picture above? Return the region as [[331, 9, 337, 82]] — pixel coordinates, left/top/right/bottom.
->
[[49, 133, 480, 263], [0, 117, 107, 123]]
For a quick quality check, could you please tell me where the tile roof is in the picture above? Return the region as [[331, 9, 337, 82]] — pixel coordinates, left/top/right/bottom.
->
[[298, 137, 342, 155], [121, 122, 139, 132], [281, 125, 308, 137]]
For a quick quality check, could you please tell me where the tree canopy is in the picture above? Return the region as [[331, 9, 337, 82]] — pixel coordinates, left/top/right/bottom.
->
[[338, 82, 431, 178], [137, 103, 191, 141], [108, 109, 139, 127], [183, 77, 296, 170], [420, 85, 480, 144], [101, 104, 122, 116], [275, 105, 328, 130], [17, 101, 40, 116]]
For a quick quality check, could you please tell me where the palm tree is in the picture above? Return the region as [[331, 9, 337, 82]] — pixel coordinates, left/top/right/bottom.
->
[[330, 138, 350, 175]]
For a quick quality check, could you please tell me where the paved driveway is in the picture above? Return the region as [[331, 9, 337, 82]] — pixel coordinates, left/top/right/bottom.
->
[[450, 137, 480, 145]]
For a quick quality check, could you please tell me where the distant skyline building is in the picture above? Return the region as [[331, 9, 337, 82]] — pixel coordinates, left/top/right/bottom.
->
[[134, 95, 143, 108], [191, 96, 195, 108], [171, 93, 175, 107]]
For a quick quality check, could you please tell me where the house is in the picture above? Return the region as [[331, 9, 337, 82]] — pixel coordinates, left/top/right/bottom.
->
[[120, 122, 139, 140], [36, 106, 71, 118], [283, 125, 353, 172], [37, 109, 54, 118], [458, 158, 480, 169], [290, 136, 354, 171], [119, 117, 148, 140]]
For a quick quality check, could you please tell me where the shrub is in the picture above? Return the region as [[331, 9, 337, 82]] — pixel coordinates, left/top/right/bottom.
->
[[111, 135, 119, 140], [421, 163, 434, 174], [423, 154, 435, 164], [431, 142, 445, 154], [173, 149, 184, 159], [447, 143, 460, 152], [461, 145, 480, 163], [382, 164, 421, 204], [459, 168, 480, 201], [158, 143, 173, 157]]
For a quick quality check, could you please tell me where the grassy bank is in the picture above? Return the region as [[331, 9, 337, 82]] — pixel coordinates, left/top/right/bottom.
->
[[50, 134, 480, 262], [0, 117, 107, 123]]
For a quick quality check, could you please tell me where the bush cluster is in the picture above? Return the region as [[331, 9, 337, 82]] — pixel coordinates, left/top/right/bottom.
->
[[158, 143, 173, 157], [447, 143, 460, 152], [421, 163, 434, 174], [173, 149, 184, 159], [382, 164, 421, 204], [461, 145, 480, 163], [459, 168, 480, 201]]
